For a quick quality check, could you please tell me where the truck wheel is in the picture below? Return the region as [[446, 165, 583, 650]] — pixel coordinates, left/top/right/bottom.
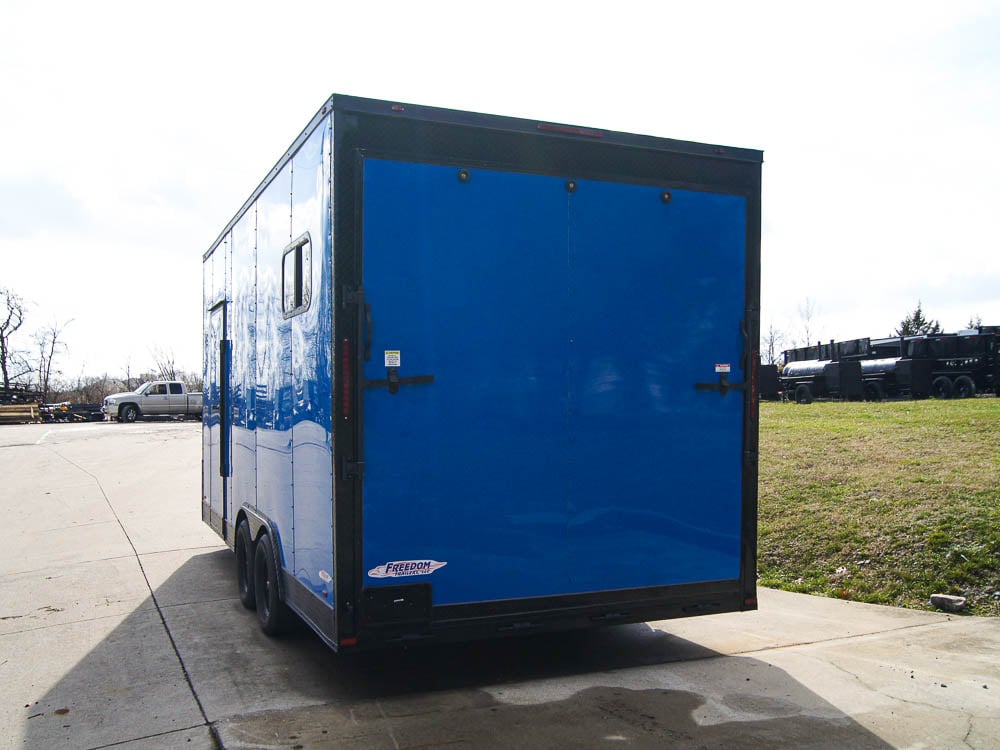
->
[[253, 532, 289, 636], [863, 382, 883, 402], [235, 520, 256, 610], [953, 376, 976, 399], [931, 377, 953, 400], [794, 384, 813, 404], [119, 404, 139, 422]]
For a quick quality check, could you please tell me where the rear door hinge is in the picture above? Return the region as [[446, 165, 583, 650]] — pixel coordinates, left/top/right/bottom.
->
[[342, 457, 364, 480]]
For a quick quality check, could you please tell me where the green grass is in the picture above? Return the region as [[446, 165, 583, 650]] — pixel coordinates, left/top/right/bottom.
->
[[758, 398, 1000, 616]]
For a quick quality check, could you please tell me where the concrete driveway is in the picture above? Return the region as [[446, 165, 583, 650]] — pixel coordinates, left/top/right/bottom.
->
[[1, 422, 996, 749]]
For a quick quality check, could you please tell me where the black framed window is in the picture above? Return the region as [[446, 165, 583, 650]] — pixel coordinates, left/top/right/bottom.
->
[[282, 232, 312, 317]]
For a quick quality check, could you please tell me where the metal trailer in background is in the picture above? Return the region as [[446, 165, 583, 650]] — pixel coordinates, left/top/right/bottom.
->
[[779, 328, 998, 402], [202, 95, 762, 652], [758, 363, 780, 400], [779, 359, 863, 403]]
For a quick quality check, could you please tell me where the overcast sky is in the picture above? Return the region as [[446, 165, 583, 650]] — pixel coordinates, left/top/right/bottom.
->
[[2, 1, 998, 382]]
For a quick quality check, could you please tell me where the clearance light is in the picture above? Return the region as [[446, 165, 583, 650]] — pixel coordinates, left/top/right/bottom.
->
[[340, 637, 358, 647], [537, 122, 604, 139]]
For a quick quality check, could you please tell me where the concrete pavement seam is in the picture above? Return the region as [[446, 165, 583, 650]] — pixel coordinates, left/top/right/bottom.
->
[[720, 619, 960, 657], [44, 446, 215, 737], [78, 723, 211, 750]]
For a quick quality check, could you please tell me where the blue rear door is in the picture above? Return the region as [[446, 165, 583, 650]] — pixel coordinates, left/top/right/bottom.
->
[[361, 159, 746, 607]]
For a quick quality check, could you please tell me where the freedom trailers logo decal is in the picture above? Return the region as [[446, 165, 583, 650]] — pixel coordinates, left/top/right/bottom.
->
[[368, 560, 447, 579]]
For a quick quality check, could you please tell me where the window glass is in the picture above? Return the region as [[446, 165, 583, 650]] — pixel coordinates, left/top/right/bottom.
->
[[151, 384, 167, 395], [169, 383, 183, 394]]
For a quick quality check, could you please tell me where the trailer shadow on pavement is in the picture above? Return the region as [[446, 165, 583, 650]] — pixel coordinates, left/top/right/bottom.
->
[[21, 549, 893, 750]]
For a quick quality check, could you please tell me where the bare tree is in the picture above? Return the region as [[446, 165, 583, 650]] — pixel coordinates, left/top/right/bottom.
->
[[63, 372, 113, 404], [119, 359, 142, 391], [151, 347, 179, 381], [796, 297, 819, 349], [34, 320, 72, 402], [761, 323, 786, 365], [967, 313, 983, 330], [1, 288, 32, 388]]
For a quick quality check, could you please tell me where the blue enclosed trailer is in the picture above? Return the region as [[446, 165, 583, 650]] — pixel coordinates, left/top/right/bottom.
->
[[203, 95, 762, 651]]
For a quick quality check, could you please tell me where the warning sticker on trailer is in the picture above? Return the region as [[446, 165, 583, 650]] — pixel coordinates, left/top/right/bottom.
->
[[368, 560, 447, 579], [715, 363, 731, 373], [384, 350, 401, 368]]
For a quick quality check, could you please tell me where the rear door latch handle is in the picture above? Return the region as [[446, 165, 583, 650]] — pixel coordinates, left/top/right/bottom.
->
[[695, 372, 746, 396], [365, 367, 435, 395]]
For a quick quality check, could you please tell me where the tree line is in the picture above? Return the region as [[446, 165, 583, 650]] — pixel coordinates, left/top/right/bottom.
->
[[1, 287, 199, 404]]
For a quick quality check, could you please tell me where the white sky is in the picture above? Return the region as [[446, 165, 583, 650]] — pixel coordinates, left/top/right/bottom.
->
[[2, 1, 998, 381]]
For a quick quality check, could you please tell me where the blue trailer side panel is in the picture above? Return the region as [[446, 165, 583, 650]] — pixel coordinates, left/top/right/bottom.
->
[[361, 159, 747, 606], [231, 210, 257, 520], [289, 121, 335, 604], [255, 162, 295, 568]]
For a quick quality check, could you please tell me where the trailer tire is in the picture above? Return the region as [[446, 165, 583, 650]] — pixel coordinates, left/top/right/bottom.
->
[[931, 376, 953, 400], [863, 382, 884, 402], [253, 532, 289, 636], [953, 376, 976, 399], [794, 384, 813, 404], [235, 520, 256, 610], [119, 404, 139, 423]]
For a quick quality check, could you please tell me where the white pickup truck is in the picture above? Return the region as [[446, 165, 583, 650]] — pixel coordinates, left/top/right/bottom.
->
[[102, 380, 204, 422]]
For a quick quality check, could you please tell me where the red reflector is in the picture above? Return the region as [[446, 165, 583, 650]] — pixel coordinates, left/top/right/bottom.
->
[[537, 122, 604, 139], [391, 104, 405, 112], [340, 637, 358, 647], [744, 597, 758, 607], [341, 338, 352, 421]]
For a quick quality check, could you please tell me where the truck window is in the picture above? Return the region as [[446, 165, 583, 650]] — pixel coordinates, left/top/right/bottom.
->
[[282, 233, 312, 317], [169, 383, 183, 394], [150, 384, 167, 395]]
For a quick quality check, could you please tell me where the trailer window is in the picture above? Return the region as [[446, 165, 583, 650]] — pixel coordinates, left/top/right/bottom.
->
[[282, 233, 312, 318]]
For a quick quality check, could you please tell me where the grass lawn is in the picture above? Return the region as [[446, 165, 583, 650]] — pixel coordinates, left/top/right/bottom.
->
[[758, 398, 1000, 616]]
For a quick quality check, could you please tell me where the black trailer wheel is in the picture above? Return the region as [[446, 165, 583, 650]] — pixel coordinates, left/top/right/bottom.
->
[[931, 376, 953, 400], [953, 376, 976, 399], [253, 532, 289, 636], [235, 520, 256, 610], [794, 384, 813, 404], [863, 382, 884, 402], [119, 404, 139, 422]]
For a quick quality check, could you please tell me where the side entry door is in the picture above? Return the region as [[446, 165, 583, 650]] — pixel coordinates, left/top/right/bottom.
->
[[206, 301, 230, 538]]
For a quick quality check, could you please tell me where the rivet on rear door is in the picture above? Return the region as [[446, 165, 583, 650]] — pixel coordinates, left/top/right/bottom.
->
[[458, 169, 471, 183], [566, 180, 577, 193], [661, 191, 673, 204]]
